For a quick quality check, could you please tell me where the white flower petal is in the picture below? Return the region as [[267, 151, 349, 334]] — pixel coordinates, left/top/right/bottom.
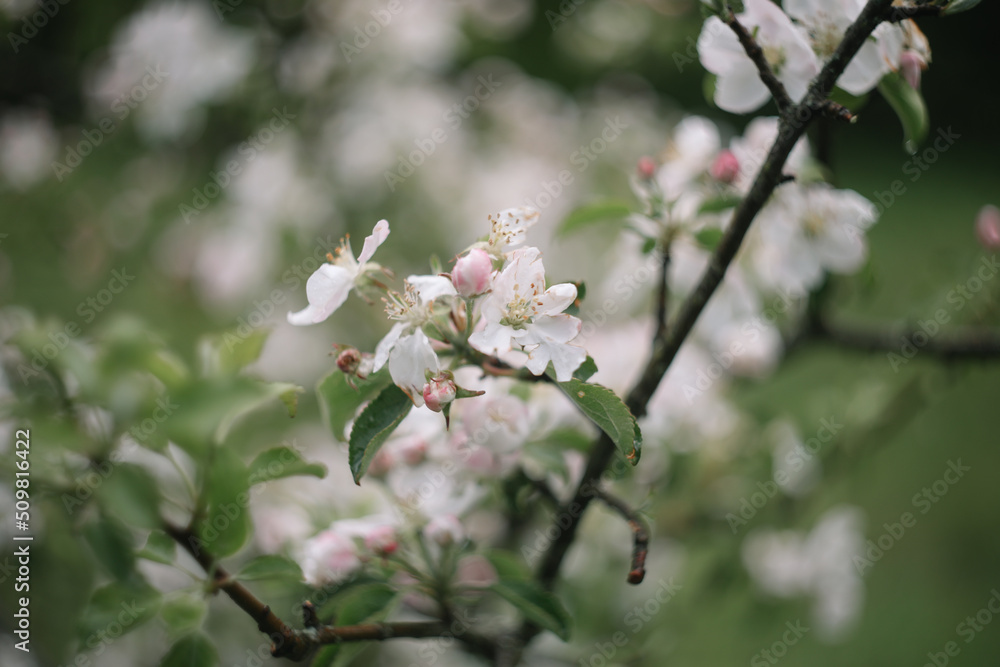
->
[[388, 330, 439, 406], [406, 274, 457, 304], [286, 264, 353, 325], [715, 61, 772, 114], [535, 283, 577, 316], [374, 321, 407, 371], [356, 219, 390, 266]]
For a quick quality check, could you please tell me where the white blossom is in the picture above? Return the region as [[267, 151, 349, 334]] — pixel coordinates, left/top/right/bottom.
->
[[469, 247, 585, 382], [287, 220, 390, 325]]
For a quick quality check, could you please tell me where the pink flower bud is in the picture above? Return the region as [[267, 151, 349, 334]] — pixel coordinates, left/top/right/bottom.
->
[[976, 205, 1000, 250], [395, 437, 427, 466], [455, 555, 498, 589], [710, 150, 740, 184], [422, 376, 457, 413], [367, 447, 394, 478], [336, 347, 361, 375], [636, 156, 657, 180], [451, 248, 493, 297], [363, 524, 398, 556], [424, 514, 464, 546], [899, 51, 923, 91]]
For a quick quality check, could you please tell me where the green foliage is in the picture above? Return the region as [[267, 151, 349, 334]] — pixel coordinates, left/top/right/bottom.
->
[[878, 71, 930, 153], [558, 200, 633, 236], [83, 515, 136, 581], [490, 579, 572, 640], [348, 384, 413, 483], [248, 446, 327, 484], [313, 583, 400, 667], [694, 226, 726, 251], [160, 595, 208, 638], [546, 372, 642, 465], [195, 447, 251, 558], [78, 579, 162, 644], [98, 463, 162, 529], [159, 633, 218, 667], [234, 555, 304, 584], [138, 530, 177, 565], [317, 367, 393, 441]]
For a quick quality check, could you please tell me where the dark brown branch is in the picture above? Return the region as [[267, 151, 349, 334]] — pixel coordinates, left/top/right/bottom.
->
[[164, 522, 494, 660], [723, 11, 793, 112], [811, 316, 1000, 359], [592, 488, 650, 585], [654, 248, 671, 343]]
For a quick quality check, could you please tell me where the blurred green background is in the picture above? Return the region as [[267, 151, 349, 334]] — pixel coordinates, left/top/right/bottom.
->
[[2, 1, 1000, 665]]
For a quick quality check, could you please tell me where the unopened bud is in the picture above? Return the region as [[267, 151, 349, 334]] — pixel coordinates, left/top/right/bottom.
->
[[424, 514, 464, 547], [976, 204, 1000, 250], [899, 51, 924, 90], [710, 150, 740, 184], [452, 248, 493, 297], [636, 156, 657, 180], [336, 347, 362, 375], [422, 376, 457, 412], [363, 525, 398, 556]]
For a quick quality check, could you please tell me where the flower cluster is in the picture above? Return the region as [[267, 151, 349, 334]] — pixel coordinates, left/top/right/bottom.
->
[[630, 114, 877, 374], [698, 0, 931, 113], [288, 207, 587, 408]]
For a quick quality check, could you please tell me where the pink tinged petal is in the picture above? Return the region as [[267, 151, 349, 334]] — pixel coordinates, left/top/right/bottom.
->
[[406, 274, 456, 304], [374, 321, 407, 371], [356, 219, 390, 265], [287, 264, 353, 325], [715, 61, 772, 114], [535, 283, 577, 316], [388, 330, 439, 406]]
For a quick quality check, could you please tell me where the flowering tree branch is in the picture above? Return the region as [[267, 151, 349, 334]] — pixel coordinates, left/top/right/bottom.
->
[[163, 521, 493, 661], [508, 0, 899, 661]]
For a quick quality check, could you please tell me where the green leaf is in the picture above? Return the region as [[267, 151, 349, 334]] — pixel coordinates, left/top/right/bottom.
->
[[195, 447, 251, 558], [317, 368, 392, 441], [79, 579, 162, 643], [490, 580, 572, 640], [166, 378, 304, 455], [279, 385, 303, 418], [349, 384, 412, 484], [486, 550, 532, 581], [878, 70, 929, 153], [545, 373, 641, 465], [640, 237, 657, 254], [83, 516, 136, 580], [160, 595, 207, 638], [139, 530, 177, 565], [558, 200, 632, 236], [697, 195, 741, 216], [234, 555, 303, 583], [573, 356, 598, 382], [943, 0, 982, 15], [159, 633, 218, 667], [694, 227, 726, 251], [248, 446, 327, 484], [98, 463, 162, 529], [200, 328, 270, 376]]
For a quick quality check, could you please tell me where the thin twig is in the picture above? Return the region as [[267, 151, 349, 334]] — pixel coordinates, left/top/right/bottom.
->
[[654, 247, 671, 343], [592, 488, 651, 585], [811, 316, 1000, 359], [723, 11, 793, 113]]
